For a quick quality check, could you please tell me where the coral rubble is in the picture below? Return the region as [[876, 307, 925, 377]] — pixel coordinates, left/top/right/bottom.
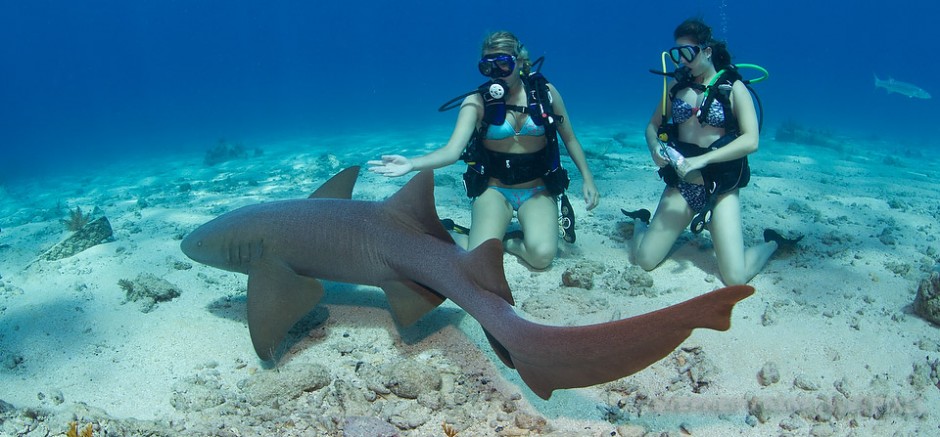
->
[[39, 216, 113, 262]]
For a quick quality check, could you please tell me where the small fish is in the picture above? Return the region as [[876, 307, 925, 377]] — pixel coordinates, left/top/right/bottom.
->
[[874, 74, 931, 99]]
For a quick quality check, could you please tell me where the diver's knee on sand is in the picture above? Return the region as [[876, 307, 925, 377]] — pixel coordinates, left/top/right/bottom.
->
[[720, 272, 750, 287], [505, 238, 555, 270], [634, 249, 663, 272], [525, 241, 556, 270]]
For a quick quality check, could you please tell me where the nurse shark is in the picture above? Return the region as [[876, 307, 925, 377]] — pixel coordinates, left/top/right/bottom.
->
[[181, 166, 754, 399]]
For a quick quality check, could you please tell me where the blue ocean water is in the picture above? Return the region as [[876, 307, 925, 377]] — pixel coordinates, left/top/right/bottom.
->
[[1, 0, 937, 182]]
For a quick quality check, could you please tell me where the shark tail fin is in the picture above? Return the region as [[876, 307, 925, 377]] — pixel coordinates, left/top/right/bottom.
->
[[507, 285, 754, 399], [693, 284, 753, 329]]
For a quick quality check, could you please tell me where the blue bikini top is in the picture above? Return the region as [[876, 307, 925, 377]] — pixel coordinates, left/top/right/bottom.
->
[[485, 112, 546, 140]]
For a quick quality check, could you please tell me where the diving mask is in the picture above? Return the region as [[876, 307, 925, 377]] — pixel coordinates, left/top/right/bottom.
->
[[478, 53, 516, 78], [668, 45, 705, 64]]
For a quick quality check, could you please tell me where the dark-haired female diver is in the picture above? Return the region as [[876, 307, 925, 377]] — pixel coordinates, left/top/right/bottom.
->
[[622, 18, 799, 286], [369, 31, 599, 270]]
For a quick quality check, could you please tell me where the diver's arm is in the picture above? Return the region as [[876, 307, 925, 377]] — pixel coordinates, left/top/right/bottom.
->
[[547, 84, 599, 210], [646, 102, 671, 168], [411, 98, 481, 170], [369, 97, 481, 177]]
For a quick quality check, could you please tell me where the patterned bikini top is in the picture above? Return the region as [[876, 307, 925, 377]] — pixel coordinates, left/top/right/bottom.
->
[[672, 97, 725, 127]]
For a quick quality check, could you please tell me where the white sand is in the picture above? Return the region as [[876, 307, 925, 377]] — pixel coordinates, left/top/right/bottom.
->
[[1, 124, 938, 436]]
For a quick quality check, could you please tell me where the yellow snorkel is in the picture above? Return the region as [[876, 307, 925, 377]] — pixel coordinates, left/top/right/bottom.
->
[[657, 51, 670, 142]]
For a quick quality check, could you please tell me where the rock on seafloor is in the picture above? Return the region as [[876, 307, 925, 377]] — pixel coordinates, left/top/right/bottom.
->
[[119, 273, 182, 313], [913, 272, 940, 325]]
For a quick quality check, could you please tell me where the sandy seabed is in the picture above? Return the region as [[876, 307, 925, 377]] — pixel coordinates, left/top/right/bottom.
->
[[1, 123, 939, 436]]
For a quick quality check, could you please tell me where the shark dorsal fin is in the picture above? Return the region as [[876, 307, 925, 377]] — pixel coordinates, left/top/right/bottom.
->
[[383, 170, 454, 244], [308, 166, 360, 199]]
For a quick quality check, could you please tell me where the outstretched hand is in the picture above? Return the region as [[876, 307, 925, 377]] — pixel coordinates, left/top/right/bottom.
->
[[367, 155, 413, 177]]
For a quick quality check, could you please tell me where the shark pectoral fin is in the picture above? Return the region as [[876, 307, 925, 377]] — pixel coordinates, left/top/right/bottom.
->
[[308, 166, 360, 199], [506, 285, 755, 400], [246, 261, 325, 361], [380, 280, 446, 327]]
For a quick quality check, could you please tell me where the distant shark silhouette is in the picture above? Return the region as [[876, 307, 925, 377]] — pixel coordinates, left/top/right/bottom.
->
[[874, 74, 931, 99], [181, 166, 754, 399]]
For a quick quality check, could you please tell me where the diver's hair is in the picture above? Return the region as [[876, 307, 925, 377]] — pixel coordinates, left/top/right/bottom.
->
[[481, 31, 532, 76], [674, 18, 732, 71]]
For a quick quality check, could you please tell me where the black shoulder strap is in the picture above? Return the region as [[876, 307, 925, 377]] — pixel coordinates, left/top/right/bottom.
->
[[718, 67, 741, 133], [700, 67, 742, 132], [526, 73, 565, 126], [524, 73, 564, 169]]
